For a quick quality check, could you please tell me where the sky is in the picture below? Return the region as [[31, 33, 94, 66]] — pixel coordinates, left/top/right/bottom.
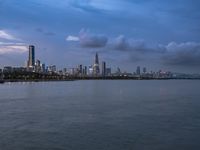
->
[[0, 0, 200, 73]]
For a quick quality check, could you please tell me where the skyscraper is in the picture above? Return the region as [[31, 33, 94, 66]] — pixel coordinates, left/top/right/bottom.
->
[[102, 61, 106, 77], [78, 64, 83, 75], [136, 66, 141, 75], [84, 66, 87, 76], [28, 45, 35, 67], [93, 52, 100, 76], [35, 59, 41, 72], [143, 67, 147, 74]]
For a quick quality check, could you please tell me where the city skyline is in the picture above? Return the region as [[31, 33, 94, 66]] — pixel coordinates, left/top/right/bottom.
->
[[0, 45, 181, 76], [0, 0, 200, 73]]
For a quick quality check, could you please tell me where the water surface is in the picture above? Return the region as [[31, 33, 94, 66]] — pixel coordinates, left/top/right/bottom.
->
[[0, 80, 200, 150]]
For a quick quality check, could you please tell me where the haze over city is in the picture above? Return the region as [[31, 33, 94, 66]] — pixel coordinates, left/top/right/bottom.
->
[[0, 0, 200, 73]]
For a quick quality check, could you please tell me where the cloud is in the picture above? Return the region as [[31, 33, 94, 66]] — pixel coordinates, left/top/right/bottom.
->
[[66, 31, 166, 54], [0, 30, 26, 54], [0, 42, 28, 54], [35, 28, 44, 33], [66, 29, 108, 48], [111, 35, 165, 54], [0, 30, 17, 40], [35, 28, 56, 36], [163, 42, 200, 66], [65, 30, 200, 67], [0, 45, 28, 54], [79, 29, 108, 48], [44, 32, 56, 36], [66, 35, 79, 41], [113, 35, 129, 51], [0, 42, 25, 45]]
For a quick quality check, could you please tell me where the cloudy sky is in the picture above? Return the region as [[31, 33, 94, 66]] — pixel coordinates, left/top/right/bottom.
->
[[0, 0, 200, 73]]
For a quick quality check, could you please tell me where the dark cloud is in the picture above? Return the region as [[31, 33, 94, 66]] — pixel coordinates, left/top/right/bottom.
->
[[163, 42, 200, 66], [66, 30, 200, 67], [35, 28, 56, 36], [70, 1, 104, 14], [35, 28, 44, 33], [113, 35, 129, 51], [129, 54, 143, 63], [111, 35, 165, 54], [79, 29, 108, 48], [44, 32, 56, 36]]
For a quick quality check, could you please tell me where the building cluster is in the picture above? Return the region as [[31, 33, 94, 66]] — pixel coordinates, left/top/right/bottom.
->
[[1, 45, 198, 79], [63, 53, 112, 77], [0, 45, 112, 77], [26, 45, 46, 73]]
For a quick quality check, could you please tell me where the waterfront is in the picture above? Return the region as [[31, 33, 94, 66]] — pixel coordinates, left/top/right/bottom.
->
[[0, 80, 200, 150]]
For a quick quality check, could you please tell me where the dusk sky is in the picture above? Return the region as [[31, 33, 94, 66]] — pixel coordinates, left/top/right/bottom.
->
[[0, 0, 200, 73]]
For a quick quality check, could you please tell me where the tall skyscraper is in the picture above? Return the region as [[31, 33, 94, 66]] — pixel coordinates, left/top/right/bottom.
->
[[28, 45, 35, 67], [78, 64, 83, 75], [35, 59, 41, 72], [143, 67, 147, 74], [84, 66, 87, 76], [136, 66, 141, 75], [93, 52, 100, 76], [41, 63, 46, 73], [102, 61, 106, 77]]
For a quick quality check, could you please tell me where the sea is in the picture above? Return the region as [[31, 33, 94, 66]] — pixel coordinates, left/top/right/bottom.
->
[[0, 80, 200, 150]]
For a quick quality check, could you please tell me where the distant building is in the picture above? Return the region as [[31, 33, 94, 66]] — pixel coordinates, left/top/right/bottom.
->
[[116, 67, 121, 75], [0, 69, 3, 79], [106, 68, 111, 76], [41, 63, 46, 73], [78, 64, 83, 75], [102, 61, 106, 77], [83, 66, 87, 76], [35, 59, 41, 72], [28, 45, 35, 67], [136, 66, 140, 75], [88, 66, 93, 75], [143, 67, 147, 74], [93, 52, 100, 76], [3, 66, 13, 73], [48, 65, 56, 73], [69, 68, 75, 75], [12, 67, 26, 72], [63, 68, 67, 74], [35, 59, 40, 66]]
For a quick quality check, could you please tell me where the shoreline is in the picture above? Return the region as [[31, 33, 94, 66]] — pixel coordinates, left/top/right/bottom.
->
[[1, 77, 200, 83]]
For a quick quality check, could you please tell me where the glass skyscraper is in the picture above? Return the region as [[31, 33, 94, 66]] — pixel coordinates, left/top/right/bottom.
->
[[28, 45, 35, 67], [93, 52, 100, 76]]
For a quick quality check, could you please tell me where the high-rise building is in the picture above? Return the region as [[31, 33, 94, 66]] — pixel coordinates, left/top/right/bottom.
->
[[0, 69, 2, 80], [106, 68, 111, 76], [35, 59, 40, 67], [88, 66, 93, 75], [93, 52, 100, 76], [116, 67, 121, 75], [83, 66, 87, 76], [143, 67, 147, 74], [28, 45, 35, 67], [102, 61, 106, 77], [48, 65, 56, 73], [78, 64, 83, 75], [35, 59, 41, 72], [136, 66, 140, 75], [41, 63, 46, 73]]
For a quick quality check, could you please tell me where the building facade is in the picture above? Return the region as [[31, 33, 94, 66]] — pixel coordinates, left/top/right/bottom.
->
[[102, 61, 106, 77], [28, 45, 35, 67], [93, 52, 100, 76]]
